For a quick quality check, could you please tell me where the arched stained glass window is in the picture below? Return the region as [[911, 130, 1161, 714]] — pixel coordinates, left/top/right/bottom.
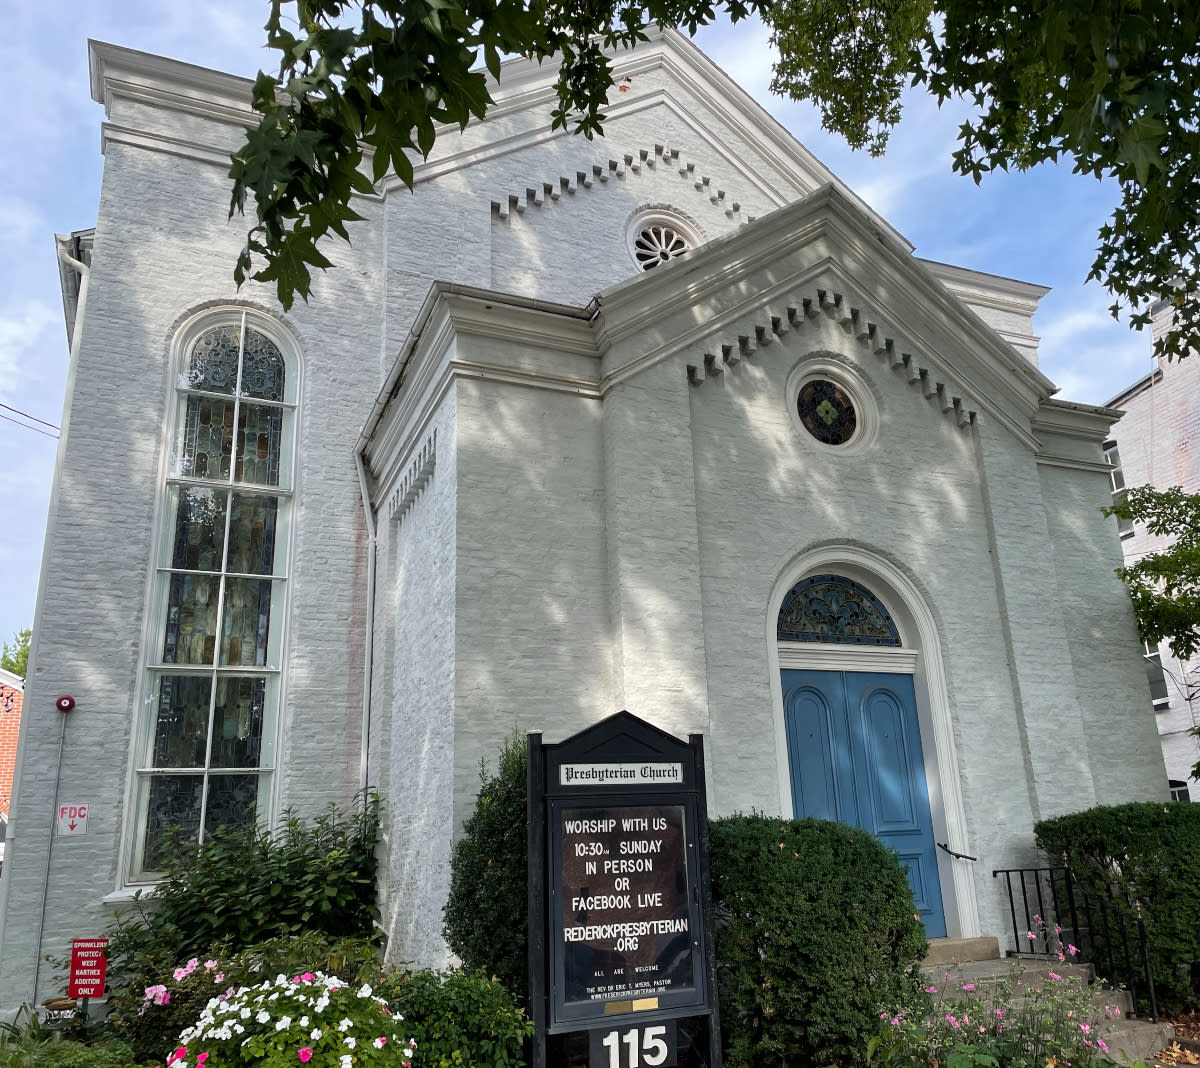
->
[[136, 311, 297, 878], [777, 574, 901, 646]]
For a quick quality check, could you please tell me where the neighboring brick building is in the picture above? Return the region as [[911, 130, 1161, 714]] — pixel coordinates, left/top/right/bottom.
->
[[0, 669, 24, 866], [0, 29, 1170, 1009], [1107, 309, 1200, 796]]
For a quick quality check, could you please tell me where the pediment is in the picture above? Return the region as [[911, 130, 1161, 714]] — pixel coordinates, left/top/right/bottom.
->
[[590, 184, 1057, 450]]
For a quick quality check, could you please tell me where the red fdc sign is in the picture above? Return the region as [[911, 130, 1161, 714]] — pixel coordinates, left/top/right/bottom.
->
[[68, 938, 109, 999]]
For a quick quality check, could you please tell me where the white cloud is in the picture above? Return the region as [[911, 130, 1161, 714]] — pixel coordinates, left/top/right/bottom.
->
[[0, 300, 57, 401]]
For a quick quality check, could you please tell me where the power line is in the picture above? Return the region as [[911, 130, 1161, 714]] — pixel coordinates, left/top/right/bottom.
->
[[0, 402, 58, 431], [0, 411, 58, 439]]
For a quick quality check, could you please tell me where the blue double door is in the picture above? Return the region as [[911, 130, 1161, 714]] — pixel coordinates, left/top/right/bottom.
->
[[782, 669, 946, 938]]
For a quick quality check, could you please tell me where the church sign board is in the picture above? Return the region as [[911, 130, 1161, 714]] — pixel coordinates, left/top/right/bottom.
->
[[528, 712, 720, 1068]]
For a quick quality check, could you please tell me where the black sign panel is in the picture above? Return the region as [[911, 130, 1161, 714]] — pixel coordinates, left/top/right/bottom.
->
[[556, 802, 698, 1012]]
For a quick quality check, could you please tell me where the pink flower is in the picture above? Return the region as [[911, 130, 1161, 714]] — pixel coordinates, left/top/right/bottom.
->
[[1098, 1040, 1109, 1052], [1080, 1023, 1091, 1034], [1027, 930, 1036, 941], [925, 985, 938, 993], [203, 960, 217, 970], [301, 972, 315, 981], [1033, 914, 1042, 924], [1068, 944, 1078, 956], [1048, 972, 1061, 980], [961, 983, 975, 992], [197, 1056, 209, 1066], [167, 1049, 188, 1066], [299, 1049, 313, 1063]]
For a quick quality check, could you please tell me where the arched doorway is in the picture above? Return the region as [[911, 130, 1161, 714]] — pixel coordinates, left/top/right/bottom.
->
[[768, 553, 977, 940]]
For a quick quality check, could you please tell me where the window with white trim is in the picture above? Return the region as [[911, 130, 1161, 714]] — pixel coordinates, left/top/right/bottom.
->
[[1144, 641, 1170, 709], [1103, 442, 1134, 538], [135, 311, 297, 877]]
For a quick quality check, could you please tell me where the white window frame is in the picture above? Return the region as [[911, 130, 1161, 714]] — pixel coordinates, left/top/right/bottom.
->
[[129, 309, 300, 880], [1103, 442, 1134, 539]]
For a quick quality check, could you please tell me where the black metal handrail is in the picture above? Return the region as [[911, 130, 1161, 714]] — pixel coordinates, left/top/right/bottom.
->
[[992, 866, 1158, 1020]]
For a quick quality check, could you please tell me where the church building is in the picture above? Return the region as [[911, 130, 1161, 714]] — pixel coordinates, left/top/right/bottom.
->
[[0, 28, 1168, 1008]]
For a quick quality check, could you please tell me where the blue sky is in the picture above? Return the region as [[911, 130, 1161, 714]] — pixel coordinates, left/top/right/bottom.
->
[[0, 2, 1157, 647]]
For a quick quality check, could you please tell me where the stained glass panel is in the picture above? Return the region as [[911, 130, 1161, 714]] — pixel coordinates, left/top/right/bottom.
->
[[797, 379, 857, 446], [219, 578, 274, 666], [169, 487, 227, 572], [151, 675, 212, 768], [164, 573, 219, 664], [143, 774, 203, 872], [202, 774, 259, 835], [226, 493, 279, 575], [778, 574, 901, 645], [177, 395, 235, 480], [240, 330, 285, 401], [234, 404, 283, 486], [184, 326, 240, 394], [209, 677, 266, 768]]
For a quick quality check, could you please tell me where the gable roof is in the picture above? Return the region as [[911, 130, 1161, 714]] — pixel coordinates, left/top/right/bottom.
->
[[360, 179, 1089, 500]]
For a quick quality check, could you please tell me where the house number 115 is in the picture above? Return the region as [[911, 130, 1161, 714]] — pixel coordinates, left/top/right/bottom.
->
[[590, 1022, 677, 1068]]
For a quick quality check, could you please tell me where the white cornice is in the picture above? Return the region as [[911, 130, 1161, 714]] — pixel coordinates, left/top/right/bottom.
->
[[1031, 398, 1120, 471], [89, 40, 256, 115]]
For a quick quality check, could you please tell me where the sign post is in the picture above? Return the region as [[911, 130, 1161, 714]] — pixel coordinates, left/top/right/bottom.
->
[[68, 937, 109, 1023], [528, 711, 720, 1068]]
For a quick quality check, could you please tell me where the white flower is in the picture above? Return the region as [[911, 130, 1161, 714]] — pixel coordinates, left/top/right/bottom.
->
[[341, 1058, 353, 1068], [373, 1036, 387, 1049], [344, 1036, 357, 1049], [311, 1028, 324, 1041], [357, 983, 374, 998], [338, 1018, 354, 1033], [299, 1016, 310, 1028], [256, 1010, 271, 1024], [241, 1008, 252, 1019], [275, 1015, 293, 1031]]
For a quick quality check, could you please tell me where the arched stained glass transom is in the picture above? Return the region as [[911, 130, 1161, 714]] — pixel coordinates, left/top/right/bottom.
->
[[777, 574, 901, 646]]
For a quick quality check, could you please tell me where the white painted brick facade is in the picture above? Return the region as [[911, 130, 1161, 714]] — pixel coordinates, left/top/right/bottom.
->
[[0, 29, 1170, 1010], [1107, 333, 1200, 790]]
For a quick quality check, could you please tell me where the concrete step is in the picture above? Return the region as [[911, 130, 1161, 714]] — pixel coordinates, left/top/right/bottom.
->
[[919, 954, 1168, 1061], [924, 936, 1000, 967], [1108, 1017, 1176, 1064]]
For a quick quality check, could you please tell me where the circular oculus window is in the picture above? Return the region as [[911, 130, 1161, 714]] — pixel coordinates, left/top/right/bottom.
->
[[634, 223, 690, 270], [797, 378, 858, 445], [627, 210, 701, 272]]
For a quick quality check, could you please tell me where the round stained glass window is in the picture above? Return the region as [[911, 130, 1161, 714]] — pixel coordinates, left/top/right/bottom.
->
[[797, 379, 858, 445]]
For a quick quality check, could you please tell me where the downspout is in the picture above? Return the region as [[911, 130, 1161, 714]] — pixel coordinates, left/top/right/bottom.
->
[[355, 450, 377, 794], [57, 246, 91, 359]]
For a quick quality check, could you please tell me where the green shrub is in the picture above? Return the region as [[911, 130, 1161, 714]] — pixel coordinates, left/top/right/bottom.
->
[[709, 815, 929, 1068], [172, 969, 412, 1068], [106, 934, 381, 1064], [443, 733, 528, 1000], [1036, 800, 1200, 1010], [0, 1008, 139, 1068], [376, 968, 533, 1068], [104, 794, 382, 1062], [870, 955, 1124, 1068]]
